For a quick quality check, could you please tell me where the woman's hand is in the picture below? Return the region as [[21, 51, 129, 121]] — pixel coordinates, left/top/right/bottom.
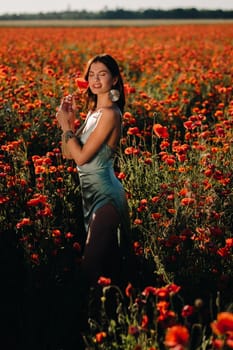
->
[[56, 94, 76, 132]]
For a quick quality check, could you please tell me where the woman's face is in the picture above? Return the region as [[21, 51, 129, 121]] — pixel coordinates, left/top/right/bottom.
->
[[88, 61, 117, 95]]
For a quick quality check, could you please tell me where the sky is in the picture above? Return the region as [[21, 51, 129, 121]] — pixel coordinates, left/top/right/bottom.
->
[[0, 0, 232, 15]]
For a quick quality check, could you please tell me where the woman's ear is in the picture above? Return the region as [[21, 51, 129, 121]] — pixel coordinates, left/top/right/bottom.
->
[[112, 76, 119, 86]]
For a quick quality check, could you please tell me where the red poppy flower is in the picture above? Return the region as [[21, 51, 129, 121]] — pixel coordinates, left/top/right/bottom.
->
[[75, 77, 88, 90], [65, 232, 74, 239], [160, 140, 170, 149], [141, 314, 149, 329], [128, 325, 139, 335], [124, 146, 140, 155], [127, 126, 141, 136], [156, 287, 169, 299], [0, 195, 10, 204], [125, 283, 133, 297], [142, 286, 157, 296], [211, 312, 233, 336], [16, 217, 32, 229], [95, 331, 107, 343], [181, 305, 195, 318], [31, 253, 40, 264], [158, 310, 177, 328], [180, 198, 195, 206], [117, 172, 126, 180], [151, 212, 162, 220], [134, 218, 143, 225], [98, 276, 111, 286], [153, 123, 169, 139], [167, 283, 181, 295], [164, 325, 190, 349], [226, 238, 233, 247], [73, 242, 81, 252]]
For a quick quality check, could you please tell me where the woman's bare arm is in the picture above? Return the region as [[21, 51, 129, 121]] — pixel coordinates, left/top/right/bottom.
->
[[57, 107, 121, 166]]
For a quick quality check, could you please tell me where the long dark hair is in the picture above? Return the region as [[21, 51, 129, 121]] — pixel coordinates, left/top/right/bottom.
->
[[83, 53, 125, 113]]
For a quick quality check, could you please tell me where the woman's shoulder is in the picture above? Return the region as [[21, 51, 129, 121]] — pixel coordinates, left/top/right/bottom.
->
[[99, 108, 121, 130], [100, 105, 122, 120]]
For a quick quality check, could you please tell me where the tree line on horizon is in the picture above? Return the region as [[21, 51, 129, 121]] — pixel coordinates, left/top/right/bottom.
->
[[1, 8, 233, 20]]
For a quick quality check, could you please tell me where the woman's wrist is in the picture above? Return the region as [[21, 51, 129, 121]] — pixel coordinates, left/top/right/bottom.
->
[[62, 129, 76, 144]]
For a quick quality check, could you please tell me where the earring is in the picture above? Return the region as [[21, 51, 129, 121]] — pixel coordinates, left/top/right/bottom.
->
[[109, 89, 120, 102]]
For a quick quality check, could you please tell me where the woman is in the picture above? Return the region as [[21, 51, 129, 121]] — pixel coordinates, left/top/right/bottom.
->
[[56, 54, 132, 289]]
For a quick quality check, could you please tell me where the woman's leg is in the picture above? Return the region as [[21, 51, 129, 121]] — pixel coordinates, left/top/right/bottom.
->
[[81, 204, 123, 323], [82, 203, 121, 287]]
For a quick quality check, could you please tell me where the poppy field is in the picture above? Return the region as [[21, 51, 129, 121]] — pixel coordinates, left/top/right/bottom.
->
[[0, 23, 233, 349]]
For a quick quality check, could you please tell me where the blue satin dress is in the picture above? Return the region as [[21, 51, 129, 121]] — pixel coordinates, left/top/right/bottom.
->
[[76, 108, 130, 243]]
